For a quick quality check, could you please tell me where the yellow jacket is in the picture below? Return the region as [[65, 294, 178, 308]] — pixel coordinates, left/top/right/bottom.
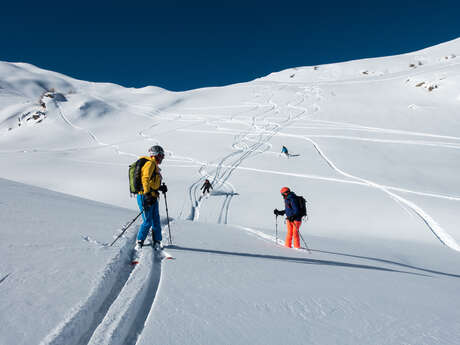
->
[[139, 156, 162, 198]]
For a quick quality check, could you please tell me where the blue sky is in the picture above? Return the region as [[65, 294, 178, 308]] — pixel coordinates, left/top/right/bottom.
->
[[1, 1, 459, 91]]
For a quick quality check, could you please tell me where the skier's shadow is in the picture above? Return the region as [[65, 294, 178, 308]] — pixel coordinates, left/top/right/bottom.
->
[[312, 249, 460, 279], [168, 245, 435, 277], [209, 191, 239, 197]]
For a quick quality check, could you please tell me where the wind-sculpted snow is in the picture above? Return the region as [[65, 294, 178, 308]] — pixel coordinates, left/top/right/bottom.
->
[[1, 38, 460, 344]]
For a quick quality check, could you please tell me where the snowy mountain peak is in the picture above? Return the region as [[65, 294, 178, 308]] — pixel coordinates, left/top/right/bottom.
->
[[261, 37, 460, 83]]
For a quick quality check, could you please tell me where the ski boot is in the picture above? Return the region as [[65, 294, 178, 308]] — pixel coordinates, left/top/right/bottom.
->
[[153, 241, 162, 251]]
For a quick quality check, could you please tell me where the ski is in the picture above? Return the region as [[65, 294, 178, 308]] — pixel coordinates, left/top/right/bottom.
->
[[131, 247, 142, 265], [155, 245, 175, 260], [160, 250, 175, 260], [274, 241, 312, 254], [131, 241, 152, 265], [296, 247, 312, 254], [131, 243, 175, 265]]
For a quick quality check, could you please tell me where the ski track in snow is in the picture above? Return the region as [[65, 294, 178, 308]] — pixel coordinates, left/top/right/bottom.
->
[[271, 93, 460, 250], [55, 100, 137, 159], [34, 99, 138, 159], [185, 85, 314, 224], [235, 224, 460, 279], [176, 127, 460, 151], [306, 119, 460, 142], [60, 79, 460, 250], [40, 226, 171, 345], [231, 225, 435, 277], [185, 102, 270, 222], [0, 273, 10, 285], [54, 101, 105, 146], [301, 134, 460, 251], [187, 162, 460, 202], [82, 235, 109, 246], [5, 60, 460, 344], [173, 83, 460, 252], [173, 82, 460, 251], [86, 246, 162, 345], [287, 134, 460, 150], [40, 230, 136, 345]]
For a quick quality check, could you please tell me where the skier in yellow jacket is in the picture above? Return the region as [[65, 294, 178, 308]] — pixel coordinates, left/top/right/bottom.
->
[[136, 145, 167, 249]]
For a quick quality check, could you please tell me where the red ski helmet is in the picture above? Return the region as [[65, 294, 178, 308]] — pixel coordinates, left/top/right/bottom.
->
[[280, 187, 290, 196]]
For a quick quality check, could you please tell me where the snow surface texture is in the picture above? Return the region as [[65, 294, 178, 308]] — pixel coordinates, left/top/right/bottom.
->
[[1, 38, 460, 344]]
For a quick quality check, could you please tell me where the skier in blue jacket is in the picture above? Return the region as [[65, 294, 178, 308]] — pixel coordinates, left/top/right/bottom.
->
[[281, 145, 290, 158], [274, 187, 302, 248]]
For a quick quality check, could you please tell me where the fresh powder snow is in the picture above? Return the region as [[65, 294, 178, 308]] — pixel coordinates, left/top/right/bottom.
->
[[1, 38, 460, 345]]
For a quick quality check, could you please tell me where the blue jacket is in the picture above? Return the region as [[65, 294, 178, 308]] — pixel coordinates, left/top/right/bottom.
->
[[284, 192, 301, 221]]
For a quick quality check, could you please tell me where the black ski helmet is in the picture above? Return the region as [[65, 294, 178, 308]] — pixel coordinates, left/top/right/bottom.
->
[[148, 145, 165, 156]]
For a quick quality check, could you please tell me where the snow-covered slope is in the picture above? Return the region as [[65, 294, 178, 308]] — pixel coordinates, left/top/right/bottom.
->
[[263, 37, 460, 83], [1, 37, 460, 344], [139, 222, 460, 345], [0, 178, 136, 345]]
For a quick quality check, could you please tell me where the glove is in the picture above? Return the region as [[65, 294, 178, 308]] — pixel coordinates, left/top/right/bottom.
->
[[158, 184, 168, 193], [143, 193, 155, 207], [274, 209, 285, 216]]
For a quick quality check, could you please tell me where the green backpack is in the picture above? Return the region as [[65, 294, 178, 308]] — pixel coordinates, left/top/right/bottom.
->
[[128, 158, 149, 195]]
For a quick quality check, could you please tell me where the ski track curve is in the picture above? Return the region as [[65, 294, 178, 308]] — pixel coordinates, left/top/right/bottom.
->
[[186, 85, 314, 224], [55, 101, 145, 159], [7, 69, 459, 344], [182, 81, 460, 251], [240, 85, 460, 251], [185, 98, 276, 221], [289, 134, 460, 150], [302, 135, 460, 251], [193, 162, 460, 202], [307, 119, 460, 142], [54, 101, 106, 145]]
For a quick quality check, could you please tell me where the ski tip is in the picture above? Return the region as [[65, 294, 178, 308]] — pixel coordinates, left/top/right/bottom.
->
[[131, 260, 139, 265], [165, 256, 175, 260]]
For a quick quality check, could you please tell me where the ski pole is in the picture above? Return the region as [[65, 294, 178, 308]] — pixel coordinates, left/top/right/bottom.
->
[[162, 184, 173, 245], [275, 215, 278, 244], [293, 222, 312, 254], [298, 231, 312, 254], [110, 209, 144, 246]]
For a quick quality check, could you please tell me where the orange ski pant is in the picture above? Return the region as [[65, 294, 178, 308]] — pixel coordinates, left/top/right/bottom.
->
[[285, 220, 301, 248]]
